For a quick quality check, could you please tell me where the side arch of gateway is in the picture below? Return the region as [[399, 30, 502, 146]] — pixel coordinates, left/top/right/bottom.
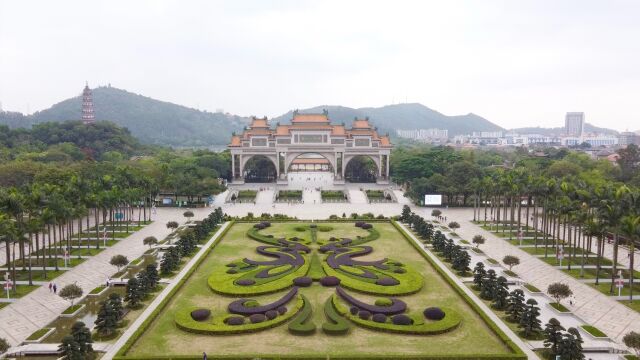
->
[[228, 110, 392, 184]]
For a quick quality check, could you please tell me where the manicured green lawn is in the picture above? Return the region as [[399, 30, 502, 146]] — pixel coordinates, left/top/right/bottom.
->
[[619, 300, 640, 313], [10, 269, 66, 282], [591, 282, 640, 297], [125, 222, 518, 358]]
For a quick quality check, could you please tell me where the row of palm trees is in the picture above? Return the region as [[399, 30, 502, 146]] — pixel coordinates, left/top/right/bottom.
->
[[0, 167, 157, 293], [470, 168, 640, 301]]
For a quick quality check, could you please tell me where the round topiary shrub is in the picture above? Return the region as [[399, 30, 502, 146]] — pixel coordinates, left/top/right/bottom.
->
[[423, 307, 446, 320], [277, 306, 287, 315], [293, 276, 313, 287], [372, 313, 387, 323], [374, 298, 393, 307], [225, 316, 245, 326], [375, 277, 400, 286], [329, 237, 338, 241], [350, 306, 359, 315], [355, 221, 365, 228], [249, 314, 266, 323], [391, 314, 413, 325], [253, 223, 266, 230], [361, 223, 373, 230], [190, 309, 211, 321], [236, 279, 256, 286], [265, 310, 278, 320], [310, 224, 317, 228], [393, 268, 406, 274], [358, 310, 371, 320], [319, 276, 340, 287], [290, 237, 300, 242], [226, 269, 238, 274], [261, 221, 271, 227], [226, 263, 237, 267]]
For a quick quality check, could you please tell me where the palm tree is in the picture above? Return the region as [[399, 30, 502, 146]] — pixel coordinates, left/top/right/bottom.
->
[[620, 214, 639, 302]]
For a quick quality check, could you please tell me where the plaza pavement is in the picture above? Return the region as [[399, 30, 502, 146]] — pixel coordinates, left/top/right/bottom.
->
[[0, 207, 212, 347]]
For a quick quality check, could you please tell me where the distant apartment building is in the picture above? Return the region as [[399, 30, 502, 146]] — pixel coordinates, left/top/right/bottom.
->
[[565, 112, 584, 136], [396, 128, 448, 142], [619, 131, 640, 146], [562, 135, 618, 147]]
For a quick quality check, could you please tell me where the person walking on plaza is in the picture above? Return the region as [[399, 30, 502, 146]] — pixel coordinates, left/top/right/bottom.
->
[[203, 352, 207, 360], [48, 282, 52, 292], [53, 283, 57, 294]]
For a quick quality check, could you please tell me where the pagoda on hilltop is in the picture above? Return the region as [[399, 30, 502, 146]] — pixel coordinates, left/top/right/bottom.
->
[[81, 82, 95, 124]]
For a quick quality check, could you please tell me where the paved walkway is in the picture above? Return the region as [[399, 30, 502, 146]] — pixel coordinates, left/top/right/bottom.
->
[[0, 207, 213, 347], [396, 222, 538, 359], [430, 207, 640, 344], [102, 221, 231, 359]]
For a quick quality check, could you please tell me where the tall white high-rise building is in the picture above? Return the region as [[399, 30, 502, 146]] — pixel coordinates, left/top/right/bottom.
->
[[565, 112, 584, 136]]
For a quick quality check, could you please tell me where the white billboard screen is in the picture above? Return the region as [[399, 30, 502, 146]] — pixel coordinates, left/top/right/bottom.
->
[[424, 194, 442, 206]]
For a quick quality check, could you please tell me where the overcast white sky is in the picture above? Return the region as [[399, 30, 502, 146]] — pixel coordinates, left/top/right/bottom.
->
[[1, 0, 639, 130]]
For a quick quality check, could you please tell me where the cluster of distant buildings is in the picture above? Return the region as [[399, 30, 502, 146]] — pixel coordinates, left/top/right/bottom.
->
[[396, 112, 639, 151]]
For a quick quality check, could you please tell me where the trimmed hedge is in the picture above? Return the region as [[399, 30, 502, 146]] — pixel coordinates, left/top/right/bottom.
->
[[332, 295, 461, 335], [321, 295, 350, 335], [175, 296, 304, 335], [288, 295, 316, 335]]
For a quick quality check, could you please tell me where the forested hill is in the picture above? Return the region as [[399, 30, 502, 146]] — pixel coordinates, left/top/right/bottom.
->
[[0, 86, 249, 146], [270, 103, 504, 136]]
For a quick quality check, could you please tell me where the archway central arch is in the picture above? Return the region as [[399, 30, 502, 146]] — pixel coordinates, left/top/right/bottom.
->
[[287, 153, 334, 173]]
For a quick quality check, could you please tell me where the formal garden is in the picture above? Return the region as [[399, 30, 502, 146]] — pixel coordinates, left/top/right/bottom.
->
[[116, 220, 525, 359]]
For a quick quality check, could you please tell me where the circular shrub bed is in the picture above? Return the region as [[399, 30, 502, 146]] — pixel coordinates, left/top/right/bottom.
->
[[293, 276, 313, 287], [372, 313, 387, 323], [391, 314, 413, 325], [225, 316, 245, 326], [236, 279, 256, 286], [265, 310, 278, 320], [375, 277, 400, 286], [423, 307, 446, 321], [190, 309, 211, 321], [374, 298, 393, 307], [249, 314, 266, 323], [277, 306, 287, 315], [319, 276, 341, 287], [350, 306, 359, 315], [358, 310, 371, 320]]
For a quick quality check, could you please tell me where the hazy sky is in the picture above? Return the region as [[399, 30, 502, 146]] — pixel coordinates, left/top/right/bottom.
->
[[1, 0, 639, 131]]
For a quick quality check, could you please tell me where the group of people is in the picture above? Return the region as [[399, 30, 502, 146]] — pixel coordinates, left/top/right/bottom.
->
[[47, 282, 58, 294]]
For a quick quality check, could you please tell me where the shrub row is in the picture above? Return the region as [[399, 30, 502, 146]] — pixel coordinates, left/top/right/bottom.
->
[[391, 221, 527, 359], [114, 221, 234, 359], [322, 259, 423, 296]]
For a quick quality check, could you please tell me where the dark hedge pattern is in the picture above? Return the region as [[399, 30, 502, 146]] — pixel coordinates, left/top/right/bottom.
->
[[424, 307, 446, 321], [336, 287, 407, 315], [228, 287, 298, 315]]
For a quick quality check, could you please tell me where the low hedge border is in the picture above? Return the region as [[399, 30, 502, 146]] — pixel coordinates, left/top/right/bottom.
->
[[332, 295, 460, 335], [175, 296, 303, 335], [392, 221, 527, 359], [114, 221, 234, 359]]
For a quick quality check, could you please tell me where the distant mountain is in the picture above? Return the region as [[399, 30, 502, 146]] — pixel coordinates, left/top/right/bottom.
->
[[510, 123, 619, 136], [0, 86, 248, 146], [271, 103, 504, 137]]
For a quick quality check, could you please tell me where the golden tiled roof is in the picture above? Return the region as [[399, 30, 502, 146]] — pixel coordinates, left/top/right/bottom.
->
[[292, 113, 330, 123]]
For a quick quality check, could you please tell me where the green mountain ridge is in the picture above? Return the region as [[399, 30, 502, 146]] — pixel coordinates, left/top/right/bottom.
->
[[271, 103, 504, 137]]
